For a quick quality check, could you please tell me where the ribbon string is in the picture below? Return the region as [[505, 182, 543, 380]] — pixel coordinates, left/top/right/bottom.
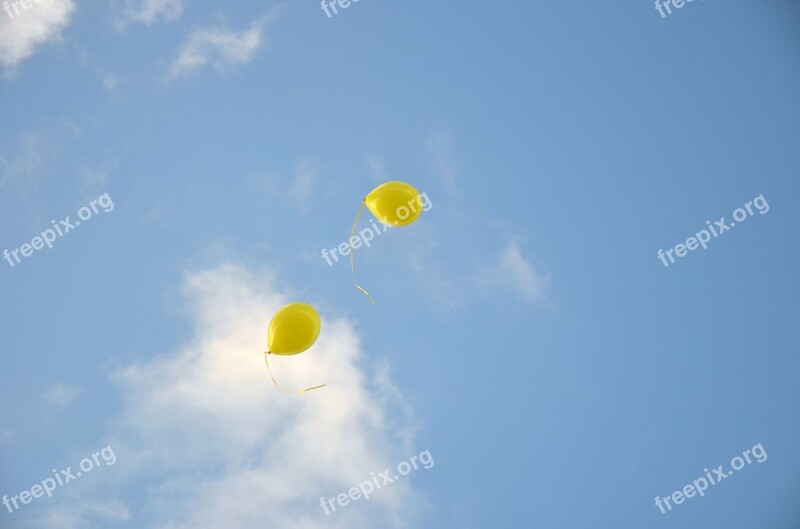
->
[[263, 352, 326, 394], [350, 199, 376, 304]]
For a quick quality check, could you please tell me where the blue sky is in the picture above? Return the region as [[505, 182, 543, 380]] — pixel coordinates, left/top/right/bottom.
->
[[1, 1, 799, 528]]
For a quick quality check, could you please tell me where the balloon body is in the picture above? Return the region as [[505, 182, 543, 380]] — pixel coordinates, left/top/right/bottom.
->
[[365, 181, 423, 227], [267, 303, 321, 356]]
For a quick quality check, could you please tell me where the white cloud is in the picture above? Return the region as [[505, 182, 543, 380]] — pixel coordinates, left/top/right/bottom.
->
[[477, 239, 549, 302], [43, 382, 82, 407], [168, 8, 282, 79], [36, 263, 421, 528], [0, 0, 76, 74], [118, 0, 183, 27]]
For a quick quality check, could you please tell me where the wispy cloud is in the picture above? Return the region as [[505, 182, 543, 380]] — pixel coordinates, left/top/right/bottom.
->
[[77, 165, 110, 193], [0, 0, 76, 74], [167, 8, 282, 80], [426, 124, 458, 200], [0, 133, 49, 190], [117, 0, 184, 28], [76, 150, 125, 196], [262, 158, 320, 216], [30, 500, 132, 529], [30, 263, 421, 528], [476, 239, 550, 302], [101, 73, 121, 92], [367, 155, 389, 182], [42, 382, 82, 407], [286, 159, 317, 214]]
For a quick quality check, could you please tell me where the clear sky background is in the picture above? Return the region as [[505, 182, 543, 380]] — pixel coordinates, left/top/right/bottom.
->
[[1, 1, 799, 528]]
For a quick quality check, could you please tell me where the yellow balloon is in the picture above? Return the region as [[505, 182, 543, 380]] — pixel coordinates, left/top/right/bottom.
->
[[267, 303, 321, 356], [365, 181, 423, 227], [349, 181, 426, 303]]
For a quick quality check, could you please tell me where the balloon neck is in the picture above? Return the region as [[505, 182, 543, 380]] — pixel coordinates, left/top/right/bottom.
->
[[265, 351, 271, 355]]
